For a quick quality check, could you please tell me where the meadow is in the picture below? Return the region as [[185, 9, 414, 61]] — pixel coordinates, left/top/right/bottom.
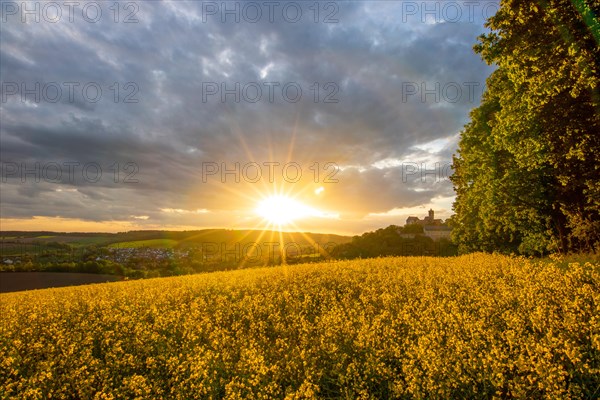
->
[[107, 239, 180, 249], [1, 254, 598, 399]]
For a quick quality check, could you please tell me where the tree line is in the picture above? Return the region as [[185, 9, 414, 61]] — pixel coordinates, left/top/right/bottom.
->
[[450, 0, 599, 255]]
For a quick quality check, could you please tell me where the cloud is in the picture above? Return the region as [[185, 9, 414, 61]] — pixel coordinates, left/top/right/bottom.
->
[[0, 1, 495, 233]]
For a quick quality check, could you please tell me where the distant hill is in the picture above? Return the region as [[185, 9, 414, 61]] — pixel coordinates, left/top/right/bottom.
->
[[1, 229, 352, 250], [1, 229, 354, 278]]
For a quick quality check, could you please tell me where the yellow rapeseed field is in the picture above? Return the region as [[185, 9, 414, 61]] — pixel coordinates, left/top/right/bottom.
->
[[1, 254, 599, 399]]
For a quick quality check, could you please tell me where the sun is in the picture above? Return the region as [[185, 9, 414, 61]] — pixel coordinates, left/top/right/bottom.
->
[[255, 195, 315, 226]]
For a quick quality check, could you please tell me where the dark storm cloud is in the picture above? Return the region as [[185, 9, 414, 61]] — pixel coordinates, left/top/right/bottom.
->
[[0, 0, 495, 228]]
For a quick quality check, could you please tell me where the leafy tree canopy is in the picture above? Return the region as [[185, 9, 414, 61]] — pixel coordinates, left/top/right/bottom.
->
[[451, 0, 600, 255]]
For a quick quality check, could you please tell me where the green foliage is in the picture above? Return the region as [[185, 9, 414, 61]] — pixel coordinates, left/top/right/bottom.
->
[[452, 0, 600, 255], [331, 225, 457, 258], [401, 223, 424, 234]]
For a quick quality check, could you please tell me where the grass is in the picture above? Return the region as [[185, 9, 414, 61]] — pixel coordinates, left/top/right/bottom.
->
[[107, 239, 180, 249]]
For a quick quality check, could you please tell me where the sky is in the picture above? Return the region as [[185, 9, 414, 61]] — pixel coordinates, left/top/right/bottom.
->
[[0, 0, 497, 235]]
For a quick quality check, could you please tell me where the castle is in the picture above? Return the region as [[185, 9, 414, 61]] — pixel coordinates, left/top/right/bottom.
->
[[405, 209, 444, 226], [405, 209, 452, 240]]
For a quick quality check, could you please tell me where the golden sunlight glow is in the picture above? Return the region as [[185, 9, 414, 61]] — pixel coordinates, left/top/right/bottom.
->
[[255, 195, 316, 225]]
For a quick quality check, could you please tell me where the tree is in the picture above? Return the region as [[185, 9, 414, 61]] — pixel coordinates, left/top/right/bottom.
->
[[452, 0, 600, 254]]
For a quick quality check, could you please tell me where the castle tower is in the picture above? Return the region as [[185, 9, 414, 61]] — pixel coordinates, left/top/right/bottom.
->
[[428, 209, 434, 222]]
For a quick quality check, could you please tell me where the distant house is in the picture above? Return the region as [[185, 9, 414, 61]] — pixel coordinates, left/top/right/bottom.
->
[[405, 216, 421, 225], [423, 225, 452, 240]]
